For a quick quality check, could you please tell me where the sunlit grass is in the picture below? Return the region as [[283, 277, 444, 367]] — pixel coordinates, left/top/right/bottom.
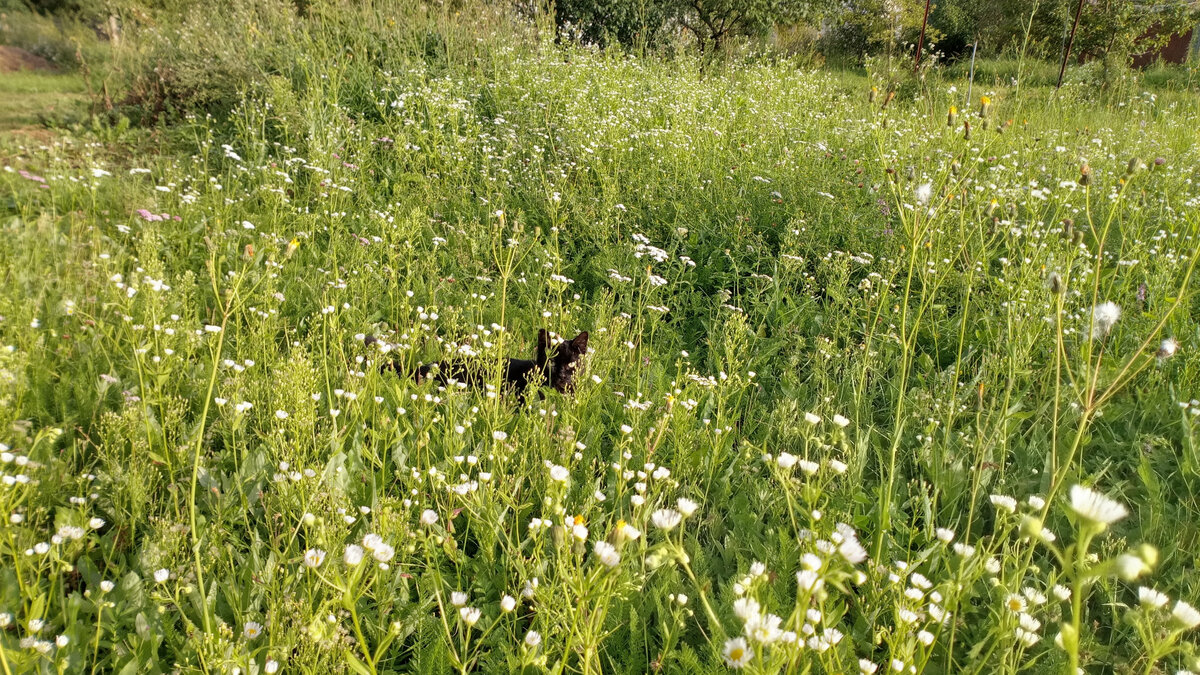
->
[[2, 14, 1200, 674]]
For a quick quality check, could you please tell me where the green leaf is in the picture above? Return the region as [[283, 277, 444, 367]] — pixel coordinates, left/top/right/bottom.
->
[[345, 650, 374, 675]]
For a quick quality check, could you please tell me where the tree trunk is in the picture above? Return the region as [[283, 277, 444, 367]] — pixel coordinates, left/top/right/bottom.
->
[[1057, 0, 1085, 88]]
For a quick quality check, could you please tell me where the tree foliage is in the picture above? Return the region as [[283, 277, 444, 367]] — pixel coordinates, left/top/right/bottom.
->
[[552, 0, 832, 50]]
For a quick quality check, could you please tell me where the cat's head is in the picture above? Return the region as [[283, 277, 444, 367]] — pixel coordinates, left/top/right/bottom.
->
[[537, 329, 589, 393]]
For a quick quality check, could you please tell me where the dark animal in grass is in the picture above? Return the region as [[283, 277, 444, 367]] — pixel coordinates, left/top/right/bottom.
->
[[370, 329, 589, 399]]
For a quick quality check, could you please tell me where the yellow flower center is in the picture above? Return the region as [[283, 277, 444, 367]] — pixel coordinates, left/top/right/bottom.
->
[[731, 648, 744, 660]]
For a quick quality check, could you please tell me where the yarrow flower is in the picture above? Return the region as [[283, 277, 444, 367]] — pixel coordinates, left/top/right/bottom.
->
[[1068, 485, 1128, 529]]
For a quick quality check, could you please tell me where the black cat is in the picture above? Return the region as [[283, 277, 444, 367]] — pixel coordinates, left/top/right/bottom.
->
[[372, 329, 589, 398]]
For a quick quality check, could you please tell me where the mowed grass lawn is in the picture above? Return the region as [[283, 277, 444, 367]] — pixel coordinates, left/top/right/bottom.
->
[[0, 69, 87, 132]]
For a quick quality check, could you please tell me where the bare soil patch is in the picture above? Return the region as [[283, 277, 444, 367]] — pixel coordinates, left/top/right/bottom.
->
[[0, 46, 57, 73]]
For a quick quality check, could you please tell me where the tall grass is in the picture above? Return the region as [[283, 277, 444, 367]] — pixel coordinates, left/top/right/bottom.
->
[[2, 4, 1200, 673]]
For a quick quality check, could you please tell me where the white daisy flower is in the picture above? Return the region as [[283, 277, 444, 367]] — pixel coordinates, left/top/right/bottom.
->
[[1138, 586, 1169, 609], [593, 541, 620, 567], [459, 607, 481, 626], [723, 637, 751, 668], [1068, 485, 1128, 528], [1171, 600, 1200, 629], [651, 509, 682, 531]]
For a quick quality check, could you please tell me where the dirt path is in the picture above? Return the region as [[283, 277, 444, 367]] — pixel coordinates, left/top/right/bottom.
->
[[0, 45, 57, 73]]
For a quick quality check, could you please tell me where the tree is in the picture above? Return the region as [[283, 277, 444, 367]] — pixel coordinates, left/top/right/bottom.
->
[[550, 0, 832, 51], [673, 0, 819, 52], [552, 0, 675, 47], [1055, 0, 1199, 62]]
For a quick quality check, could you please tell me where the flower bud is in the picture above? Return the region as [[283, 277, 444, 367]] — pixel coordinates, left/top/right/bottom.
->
[[1020, 515, 1044, 539], [1056, 623, 1078, 652], [1113, 553, 1148, 581], [1136, 543, 1159, 568], [1048, 272, 1064, 295]]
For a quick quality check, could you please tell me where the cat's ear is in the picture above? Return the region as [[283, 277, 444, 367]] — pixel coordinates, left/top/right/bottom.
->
[[537, 329, 550, 364], [570, 331, 589, 354]]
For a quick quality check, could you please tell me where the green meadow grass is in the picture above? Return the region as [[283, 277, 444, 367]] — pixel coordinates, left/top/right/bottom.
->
[[2, 17, 1200, 675], [0, 71, 88, 132]]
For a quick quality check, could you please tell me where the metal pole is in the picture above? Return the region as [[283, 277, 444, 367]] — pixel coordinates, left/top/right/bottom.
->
[[914, 0, 933, 72], [1057, 0, 1085, 88], [966, 39, 978, 106]]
